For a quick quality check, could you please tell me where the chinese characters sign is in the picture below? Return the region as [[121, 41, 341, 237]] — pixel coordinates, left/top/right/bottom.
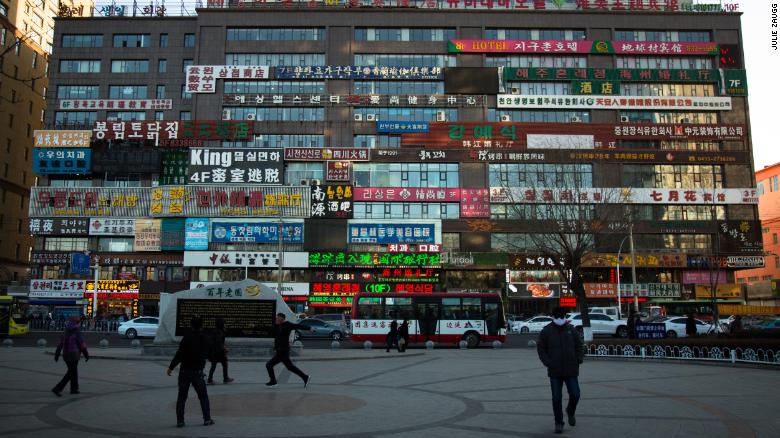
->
[[89, 218, 135, 235], [85, 280, 140, 299], [376, 121, 429, 133], [497, 95, 732, 110], [583, 283, 682, 298], [92, 120, 253, 146], [503, 67, 722, 83], [186, 65, 269, 93], [159, 151, 188, 185], [135, 219, 162, 252], [34, 130, 90, 147], [489, 188, 758, 205], [30, 280, 86, 299], [326, 161, 351, 182], [59, 99, 171, 110], [582, 253, 688, 268], [224, 93, 482, 107], [311, 185, 353, 219], [29, 218, 89, 235], [275, 65, 443, 80], [284, 148, 370, 161], [353, 188, 461, 202], [210, 221, 304, 244], [459, 189, 491, 218], [32, 148, 91, 174], [449, 40, 717, 55], [308, 252, 441, 268], [187, 148, 283, 184], [183, 251, 309, 268], [347, 223, 436, 244]]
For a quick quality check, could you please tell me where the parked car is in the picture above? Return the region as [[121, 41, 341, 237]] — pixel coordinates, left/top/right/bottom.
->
[[313, 313, 351, 334], [294, 318, 346, 340], [751, 319, 780, 330], [658, 316, 713, 338], [589, 306, 621, 319], [512, 316, 554, 333], [117, 317, 159, 339], [568, 313, 628, 338]]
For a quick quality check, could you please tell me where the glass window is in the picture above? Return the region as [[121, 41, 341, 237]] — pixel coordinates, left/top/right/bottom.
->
[[183, 33, 195, 47], [180, 111, 191, 120], [616, 56, 713, 69], [355, 28, 455, 41], [224, 81, 325, 94], [354, 108, 456, 122], [111, 60, 149, 73], [489, 163, 593, 187], [505, 82, 572, 95], [158, 59, 167, 73], [353, 135, 401, 149], [156, 85, 166, 99], [227, 28, 325, 41], [491, 233, 591, 252], [54, 111, 96, 127], [770, 176, 780, 192], [98, 237, 134, 252], [59, 60, 100, 73], [44, 237, 88, 251], [113, 34, 150, 48], [441, 298, 462, 320], [159, 33, 168, 47], [181, 85, 191, 99], [622, 164, 723, 188], [225, 107, 324, 121], [182, 59, 193, 72], [485, 29, 586, 40], [621, 83, 716, 97], [108, 85, 147, 99], [614, 30, 711, 42], [285, 162, 324, 184], [353, 81, 444, 95], [354, 163, 459, 189], [357, 296, 383, 319], [384, 297, 413, 319], [104, 173, 142, 187], [62, 34, 103, 47], [106, 111, 145, 121], [488, 110, 590, 123], [353, 202, 459, 219], [354, 54, 455, 67], [485, 56, 586, 68], [224, 134, 325, 149], [57, 85, 99, 99], [757, 182, 765, 196], [225, 53, 325, 66]]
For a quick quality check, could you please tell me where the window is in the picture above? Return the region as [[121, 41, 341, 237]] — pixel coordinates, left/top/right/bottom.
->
[[775, 256, 780, 269], [774, 234, 778, 245], [491, 204, 593, 220], [491, 233, 592, 252], [488, 110, 590, 123], [224, 81, 325, 94], [155, 111, 164, 120], [181, 85, 191, 99], [621, 83, 716, 97], [179, 111, 191, 120], [631, 205, 725, 221], [354, 108, 456, 122], [59, 60, 100, 73], [485, 56, 585, 68], [104, 173, 142, 187], [285, 162, 324, 184], [158, 59, 167, 73], [227, 28, 324, 41], [108, 85, 147, 99], [61, 34, 103, 47], [226, 107, 324, 121], [98, 237, 134, 252], [353, 81, 444, 95], [54, 111, 96, 127], [44, 237, 88, 251], [0, 2, 7, 16], [111, 60, 149, 73], [57, 85, 99, 99], [226, 53, 324, 66], [354, 54, 455, 67], [757, 182, 765, 196], [485, 29, 586, 40], [616, 56, 713, 69], [505, 82, 572, 95], [614, 30, 711, 42], [353, 202, 459, 219], [156, 85, 166, 99], [182, 59, 193, 72], [183, 33, 195, 47], [224, 134, 324, 149], [159, 33, 168, 47], [622, 164, 722, 188], [770, 176, 779, 192], [113, 34, 150, 48], [106, 111, 145, 121], [619, 111, 717, 124], [354, 163, 459, 188], [355, 28, 455, 41], [354, 135, 401, 149], [489, 163, 592, 187]]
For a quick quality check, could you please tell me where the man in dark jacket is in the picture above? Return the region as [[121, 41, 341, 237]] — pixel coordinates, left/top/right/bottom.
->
[[265, 313, 312, 387], [537, 307, 584, 434], [207, 318, 233, 384], [685, 314, 698, 337], [52, 316, 89, 396], [166, 316, 214, 428]]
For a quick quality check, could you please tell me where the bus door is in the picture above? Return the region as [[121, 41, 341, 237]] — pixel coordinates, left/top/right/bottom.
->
[[414, 299, 440, 343], [484, 301, 501, 337]]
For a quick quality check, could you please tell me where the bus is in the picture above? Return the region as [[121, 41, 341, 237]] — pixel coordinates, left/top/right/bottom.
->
[[350, 293, 506, 348], [0, 296, 28, 337]]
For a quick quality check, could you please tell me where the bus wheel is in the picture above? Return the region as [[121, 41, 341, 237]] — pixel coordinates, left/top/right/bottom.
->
[[463, 332, 480, 349]]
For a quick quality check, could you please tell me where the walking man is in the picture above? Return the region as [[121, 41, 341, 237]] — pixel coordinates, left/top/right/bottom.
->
[[52, 316, 89, 396], [166, 316, 214, 428], [537, 307, 584, 434], [207, 318, 233, 384], [266, 313, 312, 388]]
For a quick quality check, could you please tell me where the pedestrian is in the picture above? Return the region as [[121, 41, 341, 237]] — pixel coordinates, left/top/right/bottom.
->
[[627, 310, 637, 339], [685, 314, 697, 337], [536, 307, 584, 434], [207, 318, 233, 385], [398, 319, 409, 352], [52, 316, 89, 396], [166, 315, 214, 428], [265, 313, 312, 388], [731, 315, 742, 335], [386, 320, 399, 352], [45, 312, 52, 331]]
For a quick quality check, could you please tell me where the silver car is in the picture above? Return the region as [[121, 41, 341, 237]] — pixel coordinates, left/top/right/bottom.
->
[[294, 318, 346, 341]]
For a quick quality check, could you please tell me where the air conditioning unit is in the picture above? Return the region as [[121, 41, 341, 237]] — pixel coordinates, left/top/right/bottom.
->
[[222, 109, 231, 120], [353, 113, 363, 121], [620, 115, 630, 123], [500, 114, 511, 122], [510, 87, 520, 95], [570, 116, 582, 123], [366, 114, 376, 121], [299, 179, 310, 186], [246, 113, 256, 121], [436, 111, 446, 122], [309, 178, 321, 186]]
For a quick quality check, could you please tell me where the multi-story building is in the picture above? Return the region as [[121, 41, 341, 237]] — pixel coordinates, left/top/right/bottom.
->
[[29, 1, 761, 321]]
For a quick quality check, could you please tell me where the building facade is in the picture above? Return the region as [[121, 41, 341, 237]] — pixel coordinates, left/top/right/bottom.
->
[[29, 1, 761, 320]]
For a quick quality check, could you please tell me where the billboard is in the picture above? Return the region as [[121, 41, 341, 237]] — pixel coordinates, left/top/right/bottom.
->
[[347, 223, 436, 244], [210, 221, 304, 244], [32, 148, 91, 174], [185, 218, 209, 250], [34, 130, 91, 147], [187, 148, 283, 184]]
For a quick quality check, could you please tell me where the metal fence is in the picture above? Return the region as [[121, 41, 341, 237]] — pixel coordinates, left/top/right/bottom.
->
[[586, 343, 780, 367], [28, 319, 122, 333]]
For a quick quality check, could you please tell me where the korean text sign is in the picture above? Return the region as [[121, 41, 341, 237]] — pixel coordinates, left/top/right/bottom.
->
[[210, 221, 304, 244], [187, 148, 283, 184], [347, 223, 435, 244], [32, 148, 91, 174]]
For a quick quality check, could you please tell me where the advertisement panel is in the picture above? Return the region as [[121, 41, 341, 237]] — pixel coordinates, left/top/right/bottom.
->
[[308, 251, 441, 268], [29, 187, 151, 217], [584, 283, 681, 298], [497, 95, 731, 111], [275, 65, 443, 80], [29, 218, 89, 235], [311, 185, 353, 219], [148, 185, 310, 218], [91, 147, 160, 174], [59, 99, 171, 110], [636, 323, 667, 339], [459, 189, 491, 218], [582, 253, 688, 268], [159, 151, 189, 185], [185, 65, 269, 93], [682, 271, 728, 284], [183, 251, 309, 268], [449, 40, 717, 55], [353, 187, 462, 202], [503, 67, 723, 83], [135, 219, 162, 252], [326, 161, 351, 182], [284, 148, 370, 161], [85, 280, 140, 299], [190, 281, 310, 296], [70, 253, 91, 276], [726, 256, 765, 268], [32, 148, 91, 174], [718, 220, 763, 254], [376, 121, 429, 133], [161, 218, 186, 251], [489, 187, 758, 205], [348, 223, 436, 244], [34, 130, 91, 148], [507, 283, 562, 299], [31, 252, 71, 265], [187, 148, 283, 185], [92, 120, 253, 145], [210, 221, 303, 244], [185, 218, 209, 250], [88, 218, 135, 235], [694, 284, 743, 299], [224, 93, 482, 107], [29, 279, 86, 299]]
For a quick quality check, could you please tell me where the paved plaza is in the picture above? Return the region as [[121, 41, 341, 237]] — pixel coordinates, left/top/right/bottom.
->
[[0, 346, 777, 438]]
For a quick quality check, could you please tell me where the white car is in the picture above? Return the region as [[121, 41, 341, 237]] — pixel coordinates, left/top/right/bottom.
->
[[512, 316, 553, 333], [659, 316, 714, 338], [568, 313, 629, 338], [118, 317, 159, 339]]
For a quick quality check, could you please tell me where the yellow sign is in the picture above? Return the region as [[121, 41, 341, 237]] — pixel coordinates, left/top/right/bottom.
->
[[694, 284, 742, 299], [33, 130, 91, 148], [135, 219, 162, 251], [718, 304, 780, 316]]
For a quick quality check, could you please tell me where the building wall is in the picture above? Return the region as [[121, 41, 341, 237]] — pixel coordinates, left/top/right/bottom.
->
[[736, 162, 780, 284]]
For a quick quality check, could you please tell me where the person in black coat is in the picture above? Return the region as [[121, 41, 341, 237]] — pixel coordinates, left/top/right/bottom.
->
[[265, 313, 313, 387], [685, 314, 698, 337], [52, 316, 89, 396], [166, 316, 214, 428], [207, 318, 233, 384], [385, 320, 399, 352], [537, 307, 584, 434], [398, 319, 410, 352]]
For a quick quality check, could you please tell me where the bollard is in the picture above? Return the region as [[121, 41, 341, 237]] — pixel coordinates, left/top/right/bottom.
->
[[331, 340, 341, 351], [99, 339, 109, 349], [291, 340, 304, 357], [37, 339, 48, 348], [492, 340, 502, 349], [363, 340, 373, 351], [425, 340, 434, 350], [1, 338, 12, 348], [730, 350, 736, 364], [641, 348, 646, 359], [130, 340, 141, 349], [527, 340, 537, 348], [458, 340, 468, 350]]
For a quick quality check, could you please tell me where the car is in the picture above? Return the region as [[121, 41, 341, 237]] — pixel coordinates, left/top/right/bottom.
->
[[751, 319, 780, 330], [512, 316, 554, 333], [313, 313, 351, 334], [294, 318, 346, 340], [589, 306, 621, 319], [658, 316, 714, 338], [117, 317, 159, 339], [568, 313, 629, 338]]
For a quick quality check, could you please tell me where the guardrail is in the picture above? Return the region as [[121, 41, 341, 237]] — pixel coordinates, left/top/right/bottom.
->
[[586, 343, 780, 366], [28, 319, 122, 333]]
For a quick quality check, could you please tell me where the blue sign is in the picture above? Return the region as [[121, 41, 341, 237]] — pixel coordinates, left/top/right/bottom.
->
[[33, 148, 91, 174], [185, 218, 209, 250], [347, 223, 435, 244], [70, 253, 91, 276], [210, 222, 304, 244], [636, 322, 668, 339], [376, 121, 429, 133]]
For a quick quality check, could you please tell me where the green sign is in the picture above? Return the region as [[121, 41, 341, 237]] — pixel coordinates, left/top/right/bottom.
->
[[504, 67, 722, 83], [308, 252, 441, 268], [571, 80, 621, 95], [722, 69, 748, 96], [158, 151, 188, 185]]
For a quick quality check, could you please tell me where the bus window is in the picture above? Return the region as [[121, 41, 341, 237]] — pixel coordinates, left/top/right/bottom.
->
[[441, 297, 462, 320], [462, 298, 482, 320], [385, 297, 413, 320], [357, 296, 383, 319]]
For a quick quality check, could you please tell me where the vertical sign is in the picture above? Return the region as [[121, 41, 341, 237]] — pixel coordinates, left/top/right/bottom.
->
[[326, 161, 352, 182], [185, 218, 209, 250], [310, 185, 353, 219]]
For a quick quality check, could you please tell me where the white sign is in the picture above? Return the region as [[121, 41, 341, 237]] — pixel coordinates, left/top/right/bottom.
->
[[526, 134, 595, 149], [727, 256, 765, 268], [33, 130, 91, 148], [489, 187, 759, 205], [189, 281, 309, 296], [497, 95, 732, 111], [29, 279, 86, 298], [185, 65, 270, 93], [58, 99, 172, 110], [89, 218, 135, 235], [183, 251, 309, 268]]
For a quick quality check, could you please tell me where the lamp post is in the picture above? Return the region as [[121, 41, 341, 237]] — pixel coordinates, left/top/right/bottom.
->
[[277, 216, 284, 298], [616, 235, 629, 320], [91, 255, 100, 317], [615, 224, 638, 320]]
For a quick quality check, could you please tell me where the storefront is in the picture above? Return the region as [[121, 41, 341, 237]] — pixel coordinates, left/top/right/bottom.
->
[[84, 280, 140, 319]]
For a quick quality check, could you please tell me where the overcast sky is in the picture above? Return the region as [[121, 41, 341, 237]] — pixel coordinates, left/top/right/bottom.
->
[[742, 0, 779, 170]]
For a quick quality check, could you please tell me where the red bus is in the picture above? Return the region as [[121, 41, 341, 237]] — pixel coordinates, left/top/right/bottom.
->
[[350, 292, 507, 348]]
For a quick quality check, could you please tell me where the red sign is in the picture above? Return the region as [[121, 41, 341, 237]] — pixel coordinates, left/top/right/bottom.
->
[[326, 161, 352, 182], [460, 189, 491, 218], [92, 120, 253, 146], [353, 187, 462, 202], [311, 282, 436, 295], [387, 244, 441, 253], [560, 297, 577, 307]]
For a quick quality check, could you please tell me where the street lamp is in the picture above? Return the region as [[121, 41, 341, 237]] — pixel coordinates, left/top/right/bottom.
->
[[615, 224, 638, 320]]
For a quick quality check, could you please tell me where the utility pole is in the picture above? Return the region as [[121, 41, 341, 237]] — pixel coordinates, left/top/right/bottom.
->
[[277, 216, 284, 298], [629, 223, 638, 314]]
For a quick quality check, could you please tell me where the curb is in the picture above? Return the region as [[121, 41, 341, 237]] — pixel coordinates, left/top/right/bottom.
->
[[43, 350, 427, 362]]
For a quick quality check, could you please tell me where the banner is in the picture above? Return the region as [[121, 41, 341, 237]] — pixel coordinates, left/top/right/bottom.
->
[[353, 187, 462, 202], [347, 223, 436, 244], [59, 99, 172, 110], [92, 120, 253, 145], [29, 279, 86, 299], [450, 40, 718, 55], [284, 148, 370, 161], [503, 67, 723, 83], [85, 280, 140, 299], [185, 65, 269, 93], [148, 185, 310, 218], [376, 121, 429, 133], [134, 219, 161, 251], [183, 251, 309, 268], [210, 221, 304, 244], [32, 148, 91, 174], [34, 130, 91, 147], [311, 185, 353, 219], [326, 161, 351, 182], [224, 93, 482, 107], [489, 187, 758, 205], [185, 218, 209, 250], [308, 251, 441, 268], [160, 218, 186, 251], [694, 284, 742, 299], [497, 95, 731, 110], [187, 148, 283, 184], [275, 65, 443, 80], [88, 218, 135, 235], [29, 218, 89, 235]]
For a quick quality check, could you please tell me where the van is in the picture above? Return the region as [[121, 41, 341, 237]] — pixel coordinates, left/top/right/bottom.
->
[[588, 306, 622, 320]]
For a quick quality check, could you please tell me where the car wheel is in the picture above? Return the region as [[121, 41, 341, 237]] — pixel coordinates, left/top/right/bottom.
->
[[666, 330, 677, 338], [125, 328, 137, 339], [462, 331, 480, 348], [616, 326, 628, 338], [520, 326, 530, 333], [331, 331, 343, 341]]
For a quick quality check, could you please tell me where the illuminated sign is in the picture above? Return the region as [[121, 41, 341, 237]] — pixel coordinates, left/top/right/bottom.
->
[[308, 252, 441, 268], [85, 280, 140, 299], [310, 283, 436, 295]]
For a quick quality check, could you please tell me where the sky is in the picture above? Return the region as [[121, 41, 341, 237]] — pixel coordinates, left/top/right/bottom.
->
[[742, 0, 780, 170]]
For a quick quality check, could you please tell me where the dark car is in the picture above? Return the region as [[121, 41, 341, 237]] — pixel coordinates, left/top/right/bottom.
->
[[294, 318, 346, 341]]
